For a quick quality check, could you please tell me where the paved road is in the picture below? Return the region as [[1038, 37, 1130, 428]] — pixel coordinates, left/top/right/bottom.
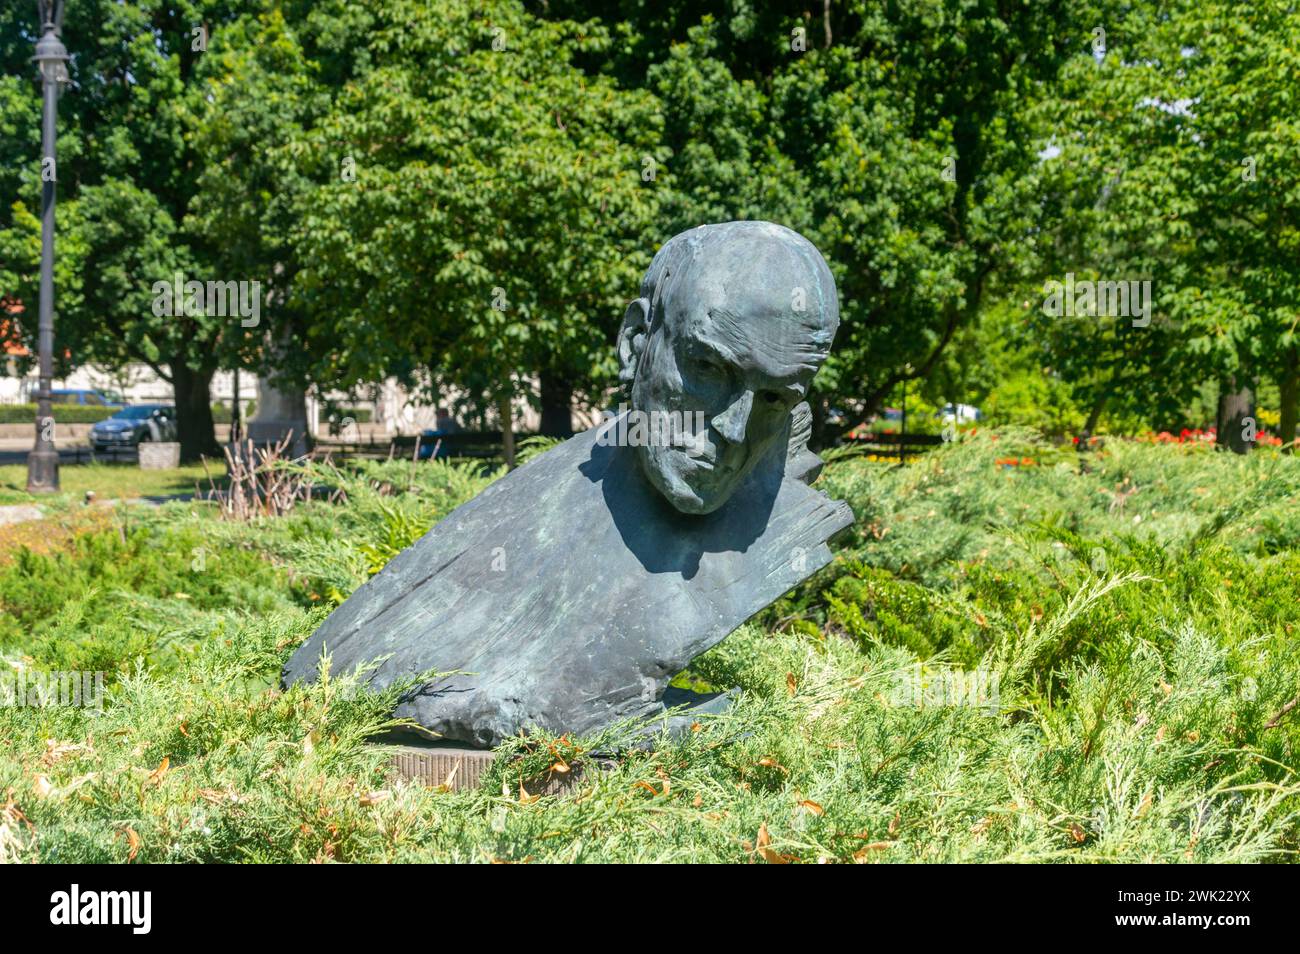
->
[[0, 444, 134, 466]]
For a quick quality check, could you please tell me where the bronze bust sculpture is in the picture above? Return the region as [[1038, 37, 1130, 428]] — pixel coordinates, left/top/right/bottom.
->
[[283, 221, 853, 747]]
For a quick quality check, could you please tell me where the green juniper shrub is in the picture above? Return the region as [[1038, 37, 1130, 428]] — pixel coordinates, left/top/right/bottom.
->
[[0, 437, 1297, 862]]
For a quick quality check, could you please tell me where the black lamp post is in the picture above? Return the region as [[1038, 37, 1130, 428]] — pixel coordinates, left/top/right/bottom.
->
[[26, 0, 69, 493]]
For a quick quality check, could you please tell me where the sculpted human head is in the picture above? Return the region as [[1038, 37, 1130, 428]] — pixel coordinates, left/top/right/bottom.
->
[[616, 221, 840, 515]]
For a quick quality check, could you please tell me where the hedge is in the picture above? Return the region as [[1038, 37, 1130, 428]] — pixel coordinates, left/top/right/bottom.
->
[[0, 403, 118, 424]]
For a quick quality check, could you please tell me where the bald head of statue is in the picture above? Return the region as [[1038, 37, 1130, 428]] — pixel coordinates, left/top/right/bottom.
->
[[616, 221, 840, 515]]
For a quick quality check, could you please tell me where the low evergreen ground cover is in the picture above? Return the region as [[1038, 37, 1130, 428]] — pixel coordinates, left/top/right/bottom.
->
[[1, 433, 1296, 862]]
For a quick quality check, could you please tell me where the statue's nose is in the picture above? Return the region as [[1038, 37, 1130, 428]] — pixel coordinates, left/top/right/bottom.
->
[[711, 390, 753, 445]]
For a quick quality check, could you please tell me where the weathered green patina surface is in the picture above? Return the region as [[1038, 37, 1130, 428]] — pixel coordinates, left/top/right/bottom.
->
[[283, 222, 852, 747]]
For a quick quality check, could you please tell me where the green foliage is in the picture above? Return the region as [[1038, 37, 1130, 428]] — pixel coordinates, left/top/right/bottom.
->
[[0, 1, 275, 459], [356, 503, 434, 578], [0, 462, 223, 505], [1014, 1, 1300, 432], [243, 456, 501, 601], [514, 435, 564, 467], [0, 511, 304, 674], [799, 432, 1300, 691], [0, 404, 117, 424], [539, 2, 1099, 435], [2, 612, 1295, 863], [286, 0, 662, 419], [0, 435, 1298, 862], [4, 0, 1299, 456], [981, 367, 1084, 436]]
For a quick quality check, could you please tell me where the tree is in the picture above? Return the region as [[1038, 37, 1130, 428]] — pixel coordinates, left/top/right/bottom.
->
[[1029, 1, 1300, 452], [285, 0, 662, 446], [1184, 2, 1300, 451], [0, 1, 275, 460], [537, 1, 1107, 443]]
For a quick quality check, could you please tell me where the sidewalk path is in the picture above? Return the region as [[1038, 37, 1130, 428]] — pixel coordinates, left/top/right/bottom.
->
[[0, 504, 43, 526]]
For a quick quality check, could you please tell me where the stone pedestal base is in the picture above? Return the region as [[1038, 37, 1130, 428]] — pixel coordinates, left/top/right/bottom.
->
[[386, 742, 606, 795], [382, 688, 737, 793], [388, 744, 497, 792], [26, 446, 59, 493], [138, 441, 181, 470]]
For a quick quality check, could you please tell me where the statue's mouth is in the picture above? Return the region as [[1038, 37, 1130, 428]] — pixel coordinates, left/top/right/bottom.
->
[[682, 446, 746, 481]]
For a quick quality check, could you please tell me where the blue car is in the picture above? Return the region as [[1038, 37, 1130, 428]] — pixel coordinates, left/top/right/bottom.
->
[[51, 388, 123, 408], [90, 404, 178, 454]]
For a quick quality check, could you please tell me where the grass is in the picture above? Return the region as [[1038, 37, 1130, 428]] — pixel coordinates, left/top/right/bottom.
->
[[0, 461, 226, 506], [0, 435, 1297, 863]]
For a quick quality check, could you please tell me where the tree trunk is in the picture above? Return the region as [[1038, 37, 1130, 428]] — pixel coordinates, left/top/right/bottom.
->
[[1083, 390, 1108, 438], [538, 370, 574, 437], [498, 394, 516, 469], [171, 363, 219, 462], [1216, 376, 1255, 455], [1280, 347, 1299, 454]]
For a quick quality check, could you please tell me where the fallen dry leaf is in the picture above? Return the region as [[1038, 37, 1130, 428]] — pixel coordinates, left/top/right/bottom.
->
[[2, 789, 33, 833], [117, 826, 140, 862], [147, 757, 170, 787], [755, 823, 791, 864], [42, 739, 92, 767], [631, 779, 669, 797]]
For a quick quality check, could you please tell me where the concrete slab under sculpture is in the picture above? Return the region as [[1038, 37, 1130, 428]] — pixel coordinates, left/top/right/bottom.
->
[[283, 221, 854, 749], [384, 687, 731, 793]]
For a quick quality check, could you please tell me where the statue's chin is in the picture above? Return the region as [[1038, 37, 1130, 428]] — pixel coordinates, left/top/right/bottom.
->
[[664, 489, 723, 516], [636, 446, 733, 516]]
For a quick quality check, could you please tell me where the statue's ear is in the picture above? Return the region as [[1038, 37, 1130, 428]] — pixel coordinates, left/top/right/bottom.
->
[[617, 297, 651, 389], [785, 401, 825, 484]]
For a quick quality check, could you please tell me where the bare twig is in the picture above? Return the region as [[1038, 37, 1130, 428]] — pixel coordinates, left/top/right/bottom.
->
[[214, 434, 312, 520], [1265, 696, 1299, 730]]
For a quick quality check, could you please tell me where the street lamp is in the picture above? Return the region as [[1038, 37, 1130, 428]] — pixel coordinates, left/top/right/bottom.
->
[[26, 1, 69, 493]]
